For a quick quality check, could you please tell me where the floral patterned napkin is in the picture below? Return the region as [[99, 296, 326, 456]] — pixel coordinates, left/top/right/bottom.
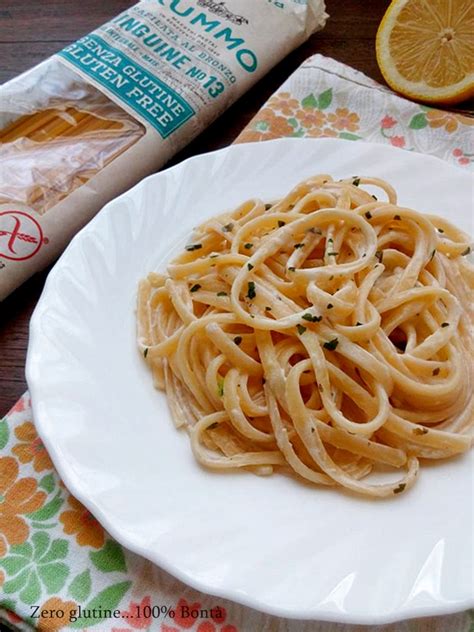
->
[[1, 54, 473, 632], [235, 55, 473, 163]]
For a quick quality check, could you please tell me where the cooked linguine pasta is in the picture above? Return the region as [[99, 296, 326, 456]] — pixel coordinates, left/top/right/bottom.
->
[[137, 175, 473, 498]]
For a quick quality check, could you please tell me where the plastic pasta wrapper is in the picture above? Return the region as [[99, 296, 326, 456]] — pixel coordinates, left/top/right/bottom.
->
[[0, 0, 327, 301]]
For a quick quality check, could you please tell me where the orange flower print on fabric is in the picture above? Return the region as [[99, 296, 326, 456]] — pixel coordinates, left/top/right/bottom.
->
[[327, 108, 360, 132], [295, 109, 327, 129], [0, 456, 46, 556], [237, 108, 294, 143], [38, 597, 77, 632], [59, 495, 105, 548], [426, 110, 459, 133], [267, 116, 294, 137], [266, 91, 299, 116], [13, 421, 53, 472], [306, 127, 338, 139]]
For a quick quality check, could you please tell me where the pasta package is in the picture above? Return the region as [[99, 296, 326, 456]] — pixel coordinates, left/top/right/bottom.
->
[[0, 0, 327, 301]]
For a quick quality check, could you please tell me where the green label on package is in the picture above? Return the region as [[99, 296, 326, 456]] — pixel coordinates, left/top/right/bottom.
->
[[60, 34, 195, 138]]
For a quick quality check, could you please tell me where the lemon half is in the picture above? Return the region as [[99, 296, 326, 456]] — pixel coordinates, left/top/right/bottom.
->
[[376, 0, 474, 105]]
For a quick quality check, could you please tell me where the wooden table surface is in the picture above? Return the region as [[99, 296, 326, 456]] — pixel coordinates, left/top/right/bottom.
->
[[0, 0, 429, 414]]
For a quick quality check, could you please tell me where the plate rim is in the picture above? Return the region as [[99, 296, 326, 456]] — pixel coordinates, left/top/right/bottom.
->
[[26, 137, 474, 624]]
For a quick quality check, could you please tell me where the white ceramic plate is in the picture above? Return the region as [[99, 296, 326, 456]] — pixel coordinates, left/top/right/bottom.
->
[[27, 139, 474, 624]]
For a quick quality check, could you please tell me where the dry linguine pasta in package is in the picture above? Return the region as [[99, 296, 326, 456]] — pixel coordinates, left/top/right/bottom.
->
[[0, 0, 327, 301]]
